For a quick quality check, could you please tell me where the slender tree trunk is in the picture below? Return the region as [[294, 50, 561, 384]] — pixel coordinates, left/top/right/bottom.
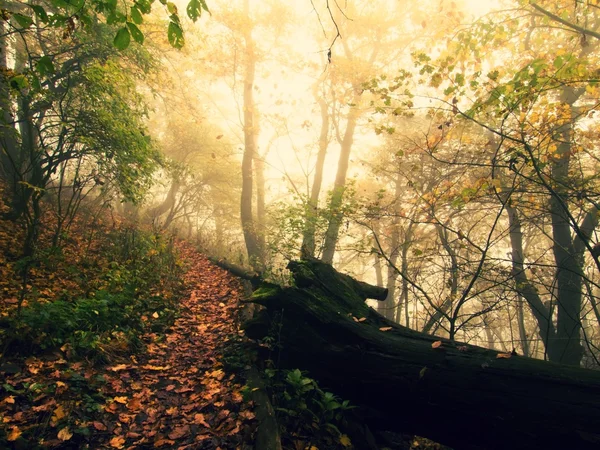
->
[[516, 297, 530, 357], [506, 203, 559, 360], [255, 152, 266, 255], [301, 83, 329, 258], [321, 100, 360, 264], [240, 0, 262, 270]]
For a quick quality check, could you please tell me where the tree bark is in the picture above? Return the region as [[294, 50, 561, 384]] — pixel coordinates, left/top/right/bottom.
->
[[301, 81, 329, 258], [240, 0, 263, 270], [244, 259, 600, 450], [321, 99, 360, 264]]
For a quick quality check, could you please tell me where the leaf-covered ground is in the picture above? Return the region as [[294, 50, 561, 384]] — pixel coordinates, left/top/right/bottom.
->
[[1, 242, 256, 449]]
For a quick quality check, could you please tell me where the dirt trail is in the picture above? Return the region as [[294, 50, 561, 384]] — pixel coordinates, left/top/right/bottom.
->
[[95, 243, 254, 449]]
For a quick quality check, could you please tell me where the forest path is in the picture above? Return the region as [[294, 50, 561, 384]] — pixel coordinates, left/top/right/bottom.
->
[[95, 243, 254, 449]]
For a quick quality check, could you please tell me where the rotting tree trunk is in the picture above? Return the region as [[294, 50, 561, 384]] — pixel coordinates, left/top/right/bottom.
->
[[243, 258, 600, 450]]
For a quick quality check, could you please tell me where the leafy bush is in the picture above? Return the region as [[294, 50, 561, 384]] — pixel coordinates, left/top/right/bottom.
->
[[265, 368, 355, 449], [4, 226, 183, 361]]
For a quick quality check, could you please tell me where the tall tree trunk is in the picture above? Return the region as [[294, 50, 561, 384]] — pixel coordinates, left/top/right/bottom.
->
[[0, 19, 20, 199], [506, 203, 559, 360], [321, 100, 359, 264], [240, 0, 262, 270], [255, 152, 266, 255], [301, 82, 329, 258], [546, 86, 586, 365]]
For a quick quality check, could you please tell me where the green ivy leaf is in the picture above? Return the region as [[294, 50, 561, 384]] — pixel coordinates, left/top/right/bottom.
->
[[113, 27, 131, 50], [13, 13, 33, 28], [36, 55, 55, 76], [130, 6, 143, 24], [126, 22, 144, 45], [167, 21, 184, 48]]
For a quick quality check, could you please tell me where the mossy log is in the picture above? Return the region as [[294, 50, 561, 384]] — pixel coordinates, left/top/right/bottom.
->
[[243, 259, 600, 450]]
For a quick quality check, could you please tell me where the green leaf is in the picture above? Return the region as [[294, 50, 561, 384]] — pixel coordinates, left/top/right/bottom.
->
[[167, 2, 178, 15], [553, 55, 564, 69], [186, 0, 201, 21], [126, 22, 144, 44], [113, 27, 131, 50], [29, 5, 49, 23], [13, 13, 33, 28], [135, 0, 152, 14], [36, 55, 55, 76], [9, 75, 29, 91], [130, 6, 143, 24], [167, 21, 184, 48]]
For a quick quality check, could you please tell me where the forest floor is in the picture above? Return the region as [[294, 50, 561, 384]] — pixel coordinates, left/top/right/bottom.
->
[[1, 241, 257, 449]]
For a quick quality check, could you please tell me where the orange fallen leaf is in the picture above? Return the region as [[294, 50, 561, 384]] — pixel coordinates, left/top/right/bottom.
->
[[114, 396, 128, 404], [193, 413, 210, 427], [5, 396, 15, 404], [154, 438, 176, 447], [496, 352, 512, 359], [109, 364, 128, 372], [379, 327, 392, 331], [57, 427, 73, 441], [7, 426, 21, 441], [126, 398, 142, 411], [431, 340, 443, 349], [109, 435, 126, 449]]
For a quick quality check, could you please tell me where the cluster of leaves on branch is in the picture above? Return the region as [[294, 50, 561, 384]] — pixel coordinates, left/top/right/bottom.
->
[[4, 0, 209, 51]]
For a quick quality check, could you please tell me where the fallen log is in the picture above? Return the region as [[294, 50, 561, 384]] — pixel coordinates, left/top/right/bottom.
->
[[243, 259, 600, 450]]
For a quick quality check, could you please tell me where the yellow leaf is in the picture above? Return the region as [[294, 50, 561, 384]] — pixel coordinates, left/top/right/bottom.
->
[[152, 312, 159, 319], [53, 405, 67, 421], [379, 327, 392, 331], [57, 427, 73, 441], [496, 352, 512, 359], [142, 365, 170, 371], [339, 434, 352, 447], [431, 340, 443, 349], [114, 396, 128, 404]]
